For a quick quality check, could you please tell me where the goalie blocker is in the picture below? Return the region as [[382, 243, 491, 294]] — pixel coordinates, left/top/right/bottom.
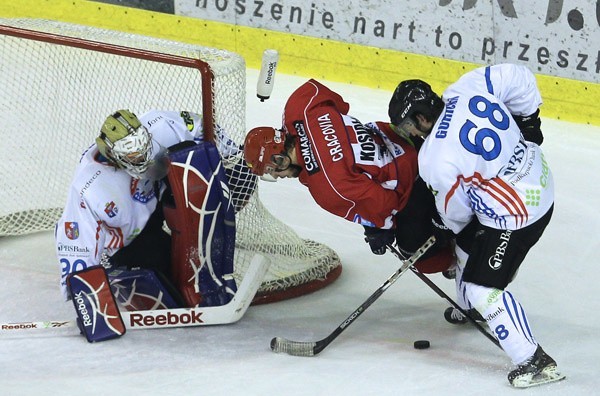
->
[[67, 266, 126, 342], [67, 140, 241, 342]]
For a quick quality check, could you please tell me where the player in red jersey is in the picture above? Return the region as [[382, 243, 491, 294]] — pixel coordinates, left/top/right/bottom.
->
[[244, 79, 453, 274]]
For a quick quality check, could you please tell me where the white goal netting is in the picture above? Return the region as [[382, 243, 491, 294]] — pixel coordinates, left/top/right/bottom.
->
[[0, 18, 341, 303]]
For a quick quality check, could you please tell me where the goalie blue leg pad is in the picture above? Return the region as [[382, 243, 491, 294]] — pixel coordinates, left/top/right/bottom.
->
[[108, 268, 182, 311], [67, 266, 126, 342], [163, 141, 237, 307]]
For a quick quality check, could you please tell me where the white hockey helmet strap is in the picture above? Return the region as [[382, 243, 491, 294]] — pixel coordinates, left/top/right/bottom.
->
[[96, 110, 153, 178]]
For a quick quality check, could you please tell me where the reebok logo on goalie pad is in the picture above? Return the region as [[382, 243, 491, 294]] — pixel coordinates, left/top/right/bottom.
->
[[129, 310, 203, 327], [67, 266, 126, 342], [73, 291, 93, 327]]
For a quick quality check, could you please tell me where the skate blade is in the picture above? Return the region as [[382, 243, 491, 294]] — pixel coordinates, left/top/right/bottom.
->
[[511, 366, 566, 388]]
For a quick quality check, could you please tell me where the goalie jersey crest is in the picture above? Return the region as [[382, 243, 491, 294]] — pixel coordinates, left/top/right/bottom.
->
[[163, 141, 237, 307]]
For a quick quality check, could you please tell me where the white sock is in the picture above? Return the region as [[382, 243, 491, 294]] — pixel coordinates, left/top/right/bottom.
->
[[465, 282, 538, 364], [453, 246, 470, 310]]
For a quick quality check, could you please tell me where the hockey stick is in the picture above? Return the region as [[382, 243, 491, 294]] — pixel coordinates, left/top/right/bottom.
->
[[387, 245, 502, 350], [270, 236, 436, 356], [1, 254, 269, 334]]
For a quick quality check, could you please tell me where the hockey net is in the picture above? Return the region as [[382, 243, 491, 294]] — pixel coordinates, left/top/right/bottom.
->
[[0, 18, 341, 305]]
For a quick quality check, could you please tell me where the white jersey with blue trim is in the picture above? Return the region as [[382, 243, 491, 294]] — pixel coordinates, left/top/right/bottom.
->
[[55, 110, 238, 299], [418, 64, 554, 234]]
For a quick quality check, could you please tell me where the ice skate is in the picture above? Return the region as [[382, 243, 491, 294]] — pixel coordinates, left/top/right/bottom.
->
[[442, 267, 456, 279], [508, 345, 566, 388], [443, 307, 484, 324]]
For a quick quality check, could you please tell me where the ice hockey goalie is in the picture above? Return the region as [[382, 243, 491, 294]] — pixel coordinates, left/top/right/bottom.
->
[[56, 110, 256, 342]]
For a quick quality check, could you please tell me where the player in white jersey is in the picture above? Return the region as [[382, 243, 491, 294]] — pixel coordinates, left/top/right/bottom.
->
[[387, 64, 564, 388], [56, 110, 254, 314]]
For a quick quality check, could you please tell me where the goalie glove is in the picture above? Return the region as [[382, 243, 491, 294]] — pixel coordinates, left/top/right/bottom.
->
[[363, 226, 396, 255], [513, 109, 543, 145]]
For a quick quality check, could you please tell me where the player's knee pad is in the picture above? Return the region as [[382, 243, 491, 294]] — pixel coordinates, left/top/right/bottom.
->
[[163, 141, 237, 307]]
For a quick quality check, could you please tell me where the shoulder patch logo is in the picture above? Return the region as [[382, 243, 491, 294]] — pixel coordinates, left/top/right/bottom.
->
[[104, 201, 119, 218], [65, 222, 79, 240]]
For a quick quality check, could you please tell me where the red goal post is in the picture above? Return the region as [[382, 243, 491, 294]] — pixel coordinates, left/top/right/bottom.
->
[[0, 21, 217, 140], [0, 18, 341, 304]]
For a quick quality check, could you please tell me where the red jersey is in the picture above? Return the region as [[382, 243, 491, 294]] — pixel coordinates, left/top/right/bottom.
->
[[282, 79, 418, 229]]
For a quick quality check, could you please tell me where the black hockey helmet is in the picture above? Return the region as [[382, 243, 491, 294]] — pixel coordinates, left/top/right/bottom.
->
[[388, 79, 444, 129]]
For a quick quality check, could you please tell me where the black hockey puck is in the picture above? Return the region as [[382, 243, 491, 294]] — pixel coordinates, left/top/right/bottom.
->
[[413, 340, 430, 349]]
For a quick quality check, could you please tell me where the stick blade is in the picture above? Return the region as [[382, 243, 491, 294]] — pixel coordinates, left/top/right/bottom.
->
[[270, 337, 317, 356]]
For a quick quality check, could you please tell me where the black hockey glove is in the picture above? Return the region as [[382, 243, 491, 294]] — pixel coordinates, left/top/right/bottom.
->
[[430, 212, 455, 247], [513, 109, 543, 145], [363, 226, 396, 255]]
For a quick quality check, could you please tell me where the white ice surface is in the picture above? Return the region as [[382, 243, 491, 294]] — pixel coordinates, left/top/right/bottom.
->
[[1, 69, 599, 395]]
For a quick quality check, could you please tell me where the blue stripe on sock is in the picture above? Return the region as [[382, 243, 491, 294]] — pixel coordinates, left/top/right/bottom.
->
[[504, 290, 535, 344]]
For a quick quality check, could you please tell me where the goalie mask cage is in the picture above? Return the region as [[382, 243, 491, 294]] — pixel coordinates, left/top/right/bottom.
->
[[0, 18, 341, 305]]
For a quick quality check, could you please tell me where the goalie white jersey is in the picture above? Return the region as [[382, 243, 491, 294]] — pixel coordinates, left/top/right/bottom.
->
[[418, 64, 554, 233], [55, 110, 239, 298]]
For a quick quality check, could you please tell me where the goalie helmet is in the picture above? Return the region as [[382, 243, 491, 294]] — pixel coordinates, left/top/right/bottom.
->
[[388, 79, 444, 134], [96, 110, 153, 179], [243, 127, 287, 176]]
